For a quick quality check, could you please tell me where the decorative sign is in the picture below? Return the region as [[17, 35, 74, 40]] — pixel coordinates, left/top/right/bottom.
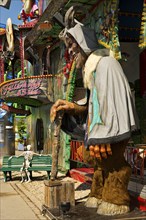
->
[[0, 77, 47, 99]]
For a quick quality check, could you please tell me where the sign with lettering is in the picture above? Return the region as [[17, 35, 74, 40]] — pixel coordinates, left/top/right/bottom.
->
[[1, 78, 43, 97], [0, 76, 53, 104]]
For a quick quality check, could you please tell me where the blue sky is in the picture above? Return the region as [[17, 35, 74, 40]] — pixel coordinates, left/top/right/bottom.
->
[[0, 0, 23, 25]]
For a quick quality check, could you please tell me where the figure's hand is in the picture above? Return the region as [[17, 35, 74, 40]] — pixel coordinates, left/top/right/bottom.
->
[[50, 99, 74, 123], [89, 144, 112, 160]]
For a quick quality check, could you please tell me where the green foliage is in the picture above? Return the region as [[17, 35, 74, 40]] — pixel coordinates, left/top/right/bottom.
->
[[17, 118, 27, 142]]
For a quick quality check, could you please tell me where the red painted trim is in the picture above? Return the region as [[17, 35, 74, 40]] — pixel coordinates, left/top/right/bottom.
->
[[19, 31, 25, 78], [0, 38, 4, 83], [138, 196, 146, 211]]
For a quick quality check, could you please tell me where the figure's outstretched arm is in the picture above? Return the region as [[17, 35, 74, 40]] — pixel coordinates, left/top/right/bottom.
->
[[17, 152, 24, 158], [39, 153, 52, 156], [8, 153, 23, 160], [32, 152, 42, 156], [8, 156, 13, 160]]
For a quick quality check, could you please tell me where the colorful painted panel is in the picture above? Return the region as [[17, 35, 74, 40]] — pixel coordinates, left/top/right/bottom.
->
[[0, 75, 53, 105]]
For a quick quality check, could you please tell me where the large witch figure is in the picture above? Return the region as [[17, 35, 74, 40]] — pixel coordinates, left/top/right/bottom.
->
[[50, 6, 139, 216]]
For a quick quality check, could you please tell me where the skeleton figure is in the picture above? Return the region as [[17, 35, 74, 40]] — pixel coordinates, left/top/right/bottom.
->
[[9, 145, 41, 183], [50, 6, 139, 216], [19, 145, 33, 182]]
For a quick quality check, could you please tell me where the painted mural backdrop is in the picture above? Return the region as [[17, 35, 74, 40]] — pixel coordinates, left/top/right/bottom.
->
[[88, 0, 121, 59]]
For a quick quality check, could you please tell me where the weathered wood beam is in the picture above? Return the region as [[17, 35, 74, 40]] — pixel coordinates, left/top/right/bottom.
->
[[26, 0, 67, 44]]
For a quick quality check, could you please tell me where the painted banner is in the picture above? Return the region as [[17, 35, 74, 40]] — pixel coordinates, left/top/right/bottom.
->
[[0, 76, 53, 103]]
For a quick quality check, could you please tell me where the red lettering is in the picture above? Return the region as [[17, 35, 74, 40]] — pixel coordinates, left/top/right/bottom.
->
[[1, 78, 43, 98]]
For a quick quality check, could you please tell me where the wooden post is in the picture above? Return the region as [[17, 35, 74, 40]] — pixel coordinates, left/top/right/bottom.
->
[[51, 111, 64, 180], [61, 181, 75, 206], [44, 180, 62, 209], [44, 180, 75, 209], [51, 60, 77, 180]]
